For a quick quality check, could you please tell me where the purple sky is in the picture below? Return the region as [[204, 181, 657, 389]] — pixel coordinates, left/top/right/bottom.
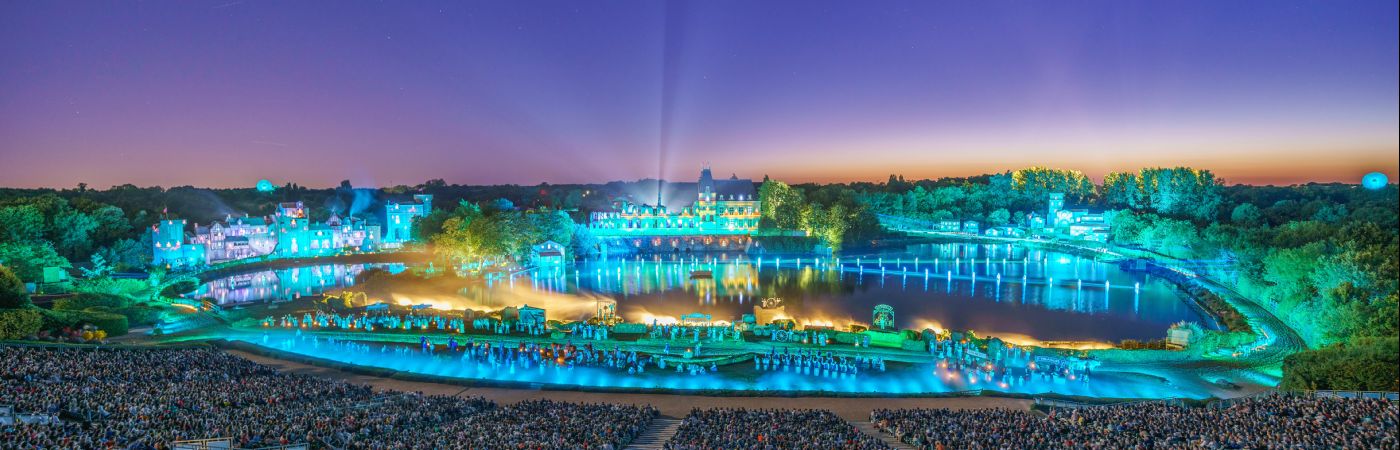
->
[[1, 0, 1396, 189]]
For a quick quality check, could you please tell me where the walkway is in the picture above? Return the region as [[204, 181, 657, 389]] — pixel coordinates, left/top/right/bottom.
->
[[626, 418, 680, 450], [854, 421, 917, 450]]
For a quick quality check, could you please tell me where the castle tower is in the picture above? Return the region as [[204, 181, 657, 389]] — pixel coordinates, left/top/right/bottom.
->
[[1047, 193, 1065, 229], [697, 165, 716, 223]]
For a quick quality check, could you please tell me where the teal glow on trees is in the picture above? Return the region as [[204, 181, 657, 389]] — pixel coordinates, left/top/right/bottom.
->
[[256, 179, 276, 192]]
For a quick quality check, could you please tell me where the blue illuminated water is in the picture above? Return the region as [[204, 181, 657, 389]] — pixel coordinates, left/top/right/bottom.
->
[[551, 242, 1208, 342], [199, 242, 1209, 342], [232, 332, 1208, 399], [192, 263, 407, 304]]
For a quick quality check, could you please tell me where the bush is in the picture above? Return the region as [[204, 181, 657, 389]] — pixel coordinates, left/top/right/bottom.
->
[[0, 265, 30, 309], [83, 304, 159, 326], [159, 280, 198, 298], [39, 308, 80, 330], [0, 308, 43, 339], [1119, 339, 1171, 350], [1281, 337, 1399, 392], [53, 292, 130, 311], [751, 236, 824, 253], [81, 311, 129, 336], [119, 304, 162, 326], [37, 308, 130, 337], [73, 277, 150, 298]]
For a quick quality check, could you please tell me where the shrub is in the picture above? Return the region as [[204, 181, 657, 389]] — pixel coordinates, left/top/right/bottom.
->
[[0, 265, 30, 309], [73, 277, 150, 297], [159, 280, 198, 298], [37, 308, 130, 337], [0, 308, 43, 339], [53, 292, 130, 311], [119, 304, 162, 326], [39, 308, 80, 330], [1281, 337, 1399, 392], [82, 311, 129, 336]]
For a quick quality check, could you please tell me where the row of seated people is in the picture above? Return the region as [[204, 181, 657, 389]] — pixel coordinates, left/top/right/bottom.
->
[[664, 408, 890, 450], [870, 395, 1397, 450], [7, 345, 1395, 449], [0, 346, 656, 450]]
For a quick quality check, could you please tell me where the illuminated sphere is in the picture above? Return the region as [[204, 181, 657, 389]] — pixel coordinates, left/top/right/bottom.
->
[[256, 179, 276, 192], [1361, 172, 1388, 190]]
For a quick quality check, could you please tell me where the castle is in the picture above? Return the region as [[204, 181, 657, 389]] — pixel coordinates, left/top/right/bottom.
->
[[588, 166, 760, 237], [153, 196, 431, 269], [1040, 192, 1111, 242]]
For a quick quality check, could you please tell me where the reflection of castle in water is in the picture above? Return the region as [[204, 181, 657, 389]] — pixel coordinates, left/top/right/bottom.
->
[[196, 242, 1206, 340], [193, 263, 405, 304]]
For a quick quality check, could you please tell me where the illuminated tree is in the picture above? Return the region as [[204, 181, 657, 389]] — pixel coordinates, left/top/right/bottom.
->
[[987, 208, 1011, 226], [1230, 203, 1263, 226], [1138, 167, 1223, 220], [51, 210, 98, 259], [0, 265, 28, 309], [0, 242, 70, 283], [1102, 171, 1144, 208], [758, 180, 804, 229], [0, 205, 45, 244], [1010, 167, 1095, 202]]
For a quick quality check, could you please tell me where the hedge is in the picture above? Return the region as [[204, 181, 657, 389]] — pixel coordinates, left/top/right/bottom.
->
[[53, 293, 130, 311], [1281, 337, 1399, 392], [160, 280, 198, 298], [38, 309, 130, 337], [119, 305, 162, 326], [82, 311, 129, 336], [0, 308, 43, 340], [83, 304, 160, 326]]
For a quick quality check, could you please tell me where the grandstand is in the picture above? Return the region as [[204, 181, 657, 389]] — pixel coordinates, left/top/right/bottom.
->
[[1, 344, 1394, 450]]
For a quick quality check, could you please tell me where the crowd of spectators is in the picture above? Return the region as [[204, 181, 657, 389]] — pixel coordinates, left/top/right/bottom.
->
[[0, 346, 655, 450], [429, 399, 657, 449], [7, 345, 1396, 450], [871, 395, 1398, 449], [664, 407, 889, 450]]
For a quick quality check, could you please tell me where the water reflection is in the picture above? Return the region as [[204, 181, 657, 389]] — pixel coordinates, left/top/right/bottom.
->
[[197, 242, 1210, 341], [192, 263, 406, 304]]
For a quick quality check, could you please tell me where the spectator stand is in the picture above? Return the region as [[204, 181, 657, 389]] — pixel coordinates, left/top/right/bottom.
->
[[1032, 396, 1185, 414], [1209, 389, 1399, 409], [171, 438, 308, 450]]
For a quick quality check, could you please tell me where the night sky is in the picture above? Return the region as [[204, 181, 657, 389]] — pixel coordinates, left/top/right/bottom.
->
[[1, 0, 1396, 189]]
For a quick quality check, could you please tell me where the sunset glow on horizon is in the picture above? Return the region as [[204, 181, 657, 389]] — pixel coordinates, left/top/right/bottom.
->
[[1, 0, 1396, 189]]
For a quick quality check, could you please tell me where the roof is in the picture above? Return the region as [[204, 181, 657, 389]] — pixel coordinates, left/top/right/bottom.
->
[[227, 216, 268, 226], [617, 180, 758, 209]]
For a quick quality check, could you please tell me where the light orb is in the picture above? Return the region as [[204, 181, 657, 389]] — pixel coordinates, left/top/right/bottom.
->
[[1361, 172, 1388, 190], [256, 179, 276, 192]]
